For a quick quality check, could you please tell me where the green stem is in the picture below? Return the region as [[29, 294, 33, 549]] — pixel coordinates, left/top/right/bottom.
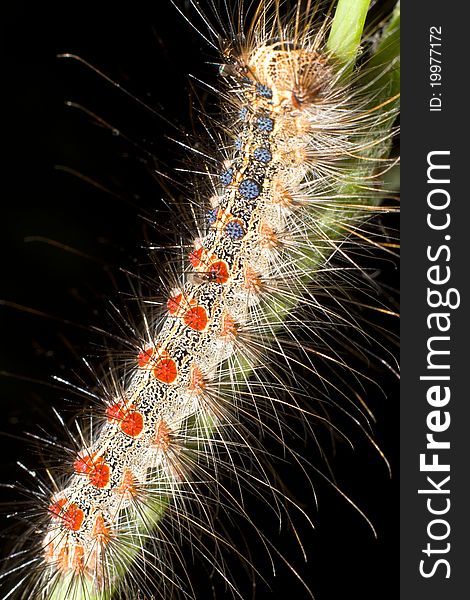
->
[[327, 0, 371, 75]]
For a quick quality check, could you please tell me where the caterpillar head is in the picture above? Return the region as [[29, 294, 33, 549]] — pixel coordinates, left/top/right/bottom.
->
[[247, 41, 331, 108], [221, 37, 331, 109]]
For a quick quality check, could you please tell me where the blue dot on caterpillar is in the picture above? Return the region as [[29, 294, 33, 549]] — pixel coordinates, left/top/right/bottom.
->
[[220, 167, 234, 186], [206, 208, 218, 226], [255, 82, 273, 99], [253, 147, 272, 163], [225, 220, 245, 240], [256, 115, 274, 132], [238, 178, 260, 200], [239, 106, 248, 120]]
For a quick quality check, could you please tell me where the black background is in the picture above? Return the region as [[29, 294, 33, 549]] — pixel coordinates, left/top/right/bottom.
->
[[1, 2, 398, 599]]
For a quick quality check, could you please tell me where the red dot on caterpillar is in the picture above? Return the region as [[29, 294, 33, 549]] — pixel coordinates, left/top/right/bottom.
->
[[208, 260, 229, 284], [73, 452, 111, 488], [138, 345, 155, 368], [61, 503, 85, 531], [91, 463, 110, 489], [73, 452, 95, 475], [183, 304, 208, 331], [48, 498, 84, 532], [167, 290, 190, 317], [120, 410, 144, 437], [153, 356, 178, 384], [48, 497, 68, 519], [167, 293, 182, 315], [106, 400, 128, 423], [189, 245, 205, 268], [106, 400, 144, 438]]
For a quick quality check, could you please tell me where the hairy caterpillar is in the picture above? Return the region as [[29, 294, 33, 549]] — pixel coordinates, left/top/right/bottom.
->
[[1, 1, 399, 599]]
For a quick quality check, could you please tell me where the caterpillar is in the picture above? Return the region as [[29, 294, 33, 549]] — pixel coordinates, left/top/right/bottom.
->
[[1, 1, 399, 599]]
